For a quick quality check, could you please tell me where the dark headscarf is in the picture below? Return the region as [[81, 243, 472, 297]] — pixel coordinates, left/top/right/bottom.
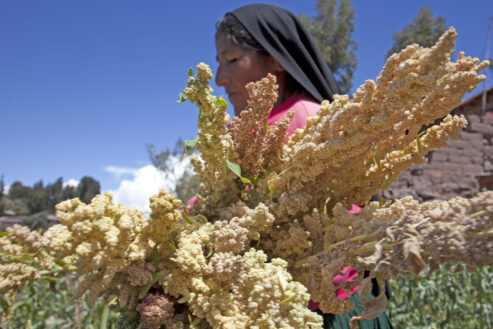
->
[[228, 4, 341, 102]]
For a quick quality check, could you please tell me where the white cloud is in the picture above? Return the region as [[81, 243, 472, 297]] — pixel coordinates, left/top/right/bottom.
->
[[63, 179, 79, 188], [104, 166, 138, 180], [105, 156, 193, 211], [3, 184, 9, 195]]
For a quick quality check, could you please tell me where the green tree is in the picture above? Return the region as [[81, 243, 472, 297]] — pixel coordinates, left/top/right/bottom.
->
[[62, 184, 77, 201], [175, 170, 200, 203], [46, 177, 63, 210], [386, 7, 447, 58], [76, 176, 101, 204], [148, 139, 200, 202], [147, 138, 192, 172], [23, 210, 50, 230], [0, 175, 4, 215], [25, 180, 49, 214], [299, 0, 357, 94], [8, 181, 31, 200]]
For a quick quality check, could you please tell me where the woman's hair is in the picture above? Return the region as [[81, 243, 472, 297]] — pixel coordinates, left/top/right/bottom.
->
[[215, 14, 266, 53]]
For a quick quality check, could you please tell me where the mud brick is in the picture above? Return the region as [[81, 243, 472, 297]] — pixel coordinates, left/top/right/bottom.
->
[[459, 148, 482, 158], [459, 148, 482, 157], [417, 189, 444, 201], [440, 171, 463, 185], [482, 116, 493, 125], [383, 188, 419, 200], [430, 152, 448, 162], [388, 180, 408, 189], [440, 163, 464, 173], [471, 123, 493, 137], [444, 148, 461, 157], [459, 132, 483, 142], [432, 149, 452, 159], [412, 175, 433, 190], [467, 115, 481, 124], [444, 150, 465, 162], [455, 140, 482, 152], [440, 182, 460, 193], [455, 155, 475, 165], [466, 115, 481, 123], [484, 146, 493, 160], [423, 169, 444, 184], [461, 164, 484, 176], [470, 155, 484, 165], [447, 139, 468, 149], [422, 163, 443, 171], [397, 170, 412, 182], [466, 140, 484, 151]]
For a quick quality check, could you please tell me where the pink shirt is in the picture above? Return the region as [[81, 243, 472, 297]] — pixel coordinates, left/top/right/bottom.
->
[[267, 92, 320, 137]]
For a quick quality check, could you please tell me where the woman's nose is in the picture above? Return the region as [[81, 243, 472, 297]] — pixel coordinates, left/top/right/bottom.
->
[[215, 65, 230, 87]]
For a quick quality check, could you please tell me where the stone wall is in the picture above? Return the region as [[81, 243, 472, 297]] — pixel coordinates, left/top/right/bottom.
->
[[384, 114, 493, 201]]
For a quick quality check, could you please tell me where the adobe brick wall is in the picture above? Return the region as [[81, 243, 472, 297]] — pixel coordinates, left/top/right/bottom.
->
[[384, 114, 493, 201]]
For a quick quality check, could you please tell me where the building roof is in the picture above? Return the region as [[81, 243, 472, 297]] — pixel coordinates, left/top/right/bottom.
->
[[453, 85, 493, 116], [459, 85, 493, 107]]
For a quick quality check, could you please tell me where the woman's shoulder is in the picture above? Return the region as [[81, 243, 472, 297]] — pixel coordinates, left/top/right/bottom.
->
[[269, 92, 319, 122], [291, 92, 320, 117], [268, 92, 321, 138]]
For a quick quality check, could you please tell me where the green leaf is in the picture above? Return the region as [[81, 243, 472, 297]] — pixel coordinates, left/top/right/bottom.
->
[[376, 273, 384, 288], [226, 159, 242, 177], [177, 93, 188, 103], [205, 246, 213, 259], [184, 138, 198, 153], [190, 316, 202, 327], [215, 96, 228, 108], [0, 231, 10, 238], [188, 67, 193, 77], [268, 182, 275, 199], [383, 174, 390, 189], [240, 177, 251, 184], [152, 244, 160, 267], [281, 293, 297, 304], [226, 159, 251, 184], [100, 305, 109, 329], [40, 276, 58, 282], [0, 297, 9, 314], [138, 271, 164, 299], [108, 296, 118, 306], [166, 240, 176, 251], [416, 131, 426, 152], [182, 213, 193, 224]]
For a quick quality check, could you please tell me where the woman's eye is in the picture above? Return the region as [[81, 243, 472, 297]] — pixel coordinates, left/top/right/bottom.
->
[[228, 57, 238, 63]]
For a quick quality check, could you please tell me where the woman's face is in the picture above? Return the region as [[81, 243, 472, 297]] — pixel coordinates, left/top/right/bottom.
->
[[215, 33, 280, 116]]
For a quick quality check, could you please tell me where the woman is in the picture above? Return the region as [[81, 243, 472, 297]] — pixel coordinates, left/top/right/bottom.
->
[[215, 3, 340, 136], [215, 4, 394, 329]]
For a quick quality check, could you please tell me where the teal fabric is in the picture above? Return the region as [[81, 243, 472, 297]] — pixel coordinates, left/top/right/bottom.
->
[[320, 293, 394, 329]]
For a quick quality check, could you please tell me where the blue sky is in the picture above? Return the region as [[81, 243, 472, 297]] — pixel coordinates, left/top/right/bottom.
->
[[1, 0, 492, 196]]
